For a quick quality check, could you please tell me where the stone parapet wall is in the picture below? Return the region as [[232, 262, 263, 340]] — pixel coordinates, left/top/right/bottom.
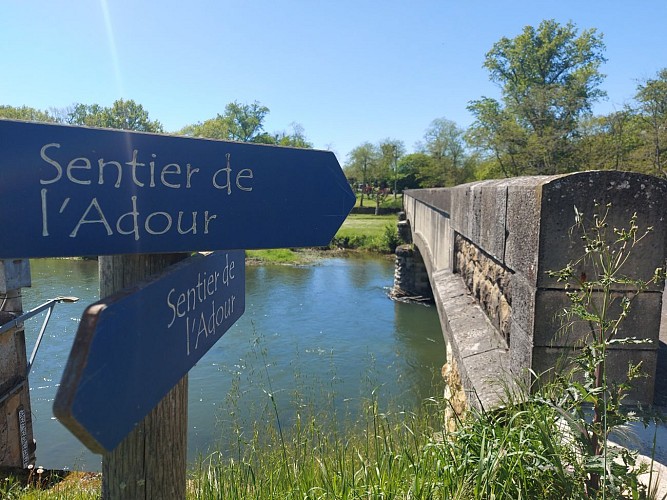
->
[[454, 235, 512, 345], [404, 171, 667, 406]]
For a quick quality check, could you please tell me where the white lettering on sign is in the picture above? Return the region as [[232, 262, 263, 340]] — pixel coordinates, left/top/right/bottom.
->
[[38, 144, 254, 241], [165, 253, 237, 355]]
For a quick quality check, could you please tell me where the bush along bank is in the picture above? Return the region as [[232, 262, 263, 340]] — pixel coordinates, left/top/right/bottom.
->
[[329, 223, 401, 253]]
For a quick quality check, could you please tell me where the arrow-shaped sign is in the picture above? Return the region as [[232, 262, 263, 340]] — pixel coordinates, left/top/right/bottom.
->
[[0, 120, 355, 258], [53, 251, 245, 453]]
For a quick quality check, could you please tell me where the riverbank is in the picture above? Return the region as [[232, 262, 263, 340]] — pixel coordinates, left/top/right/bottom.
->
[[246, 194, 403, 265], [245, 213, 400, 265]]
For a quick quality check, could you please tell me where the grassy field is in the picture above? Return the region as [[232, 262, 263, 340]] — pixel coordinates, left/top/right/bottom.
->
[[336, 213, 397, 239]]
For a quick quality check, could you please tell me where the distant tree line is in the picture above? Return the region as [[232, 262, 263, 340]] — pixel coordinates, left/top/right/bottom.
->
[[346, 19, 667, 191], [3, 19, 665, 190], [0, 99, 312, 148]]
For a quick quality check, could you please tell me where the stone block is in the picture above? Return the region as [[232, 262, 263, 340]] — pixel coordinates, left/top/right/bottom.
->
[[404, 188, 451, 214], [510, 274, 536, 333], [537, 171, 667, 291], [464, 348, 514, 411], [532, 346, 657, 404], [397, 219, 412, 244], [478, 180, 508, 263], [504, 176, 552, 282], [509, 323, 533, 387], [450, 184, 473, 238], [470, 180, 503, 248], [533, 289, 662, 348]]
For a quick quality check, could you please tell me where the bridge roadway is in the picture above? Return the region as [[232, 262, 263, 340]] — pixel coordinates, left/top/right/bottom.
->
[[400, 171, 667, 410]]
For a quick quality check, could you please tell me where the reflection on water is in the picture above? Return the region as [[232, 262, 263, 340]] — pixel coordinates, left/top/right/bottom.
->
[[22, 256, 445, 471]]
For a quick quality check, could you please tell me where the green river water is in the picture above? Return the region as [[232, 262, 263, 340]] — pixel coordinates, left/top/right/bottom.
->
[[22, 255, 446, 471]]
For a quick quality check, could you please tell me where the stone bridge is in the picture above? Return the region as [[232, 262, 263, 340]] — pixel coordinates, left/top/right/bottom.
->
[[394, 171, 667, 410]]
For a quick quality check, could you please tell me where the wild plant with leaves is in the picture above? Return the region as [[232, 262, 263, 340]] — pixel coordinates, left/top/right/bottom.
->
[[546, 202, 665, 498]]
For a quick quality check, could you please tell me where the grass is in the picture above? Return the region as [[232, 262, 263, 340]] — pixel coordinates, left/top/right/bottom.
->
[[245, 248, 317, 265], [6, 391, 662, 499], [6, 348, 664, 499], [338, 214, 398, 238], [187, 381, 664, 499], [0, 470, 100, 499]]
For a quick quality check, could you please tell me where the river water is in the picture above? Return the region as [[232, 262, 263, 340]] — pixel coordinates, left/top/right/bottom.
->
[[22, 256, 445, 472]]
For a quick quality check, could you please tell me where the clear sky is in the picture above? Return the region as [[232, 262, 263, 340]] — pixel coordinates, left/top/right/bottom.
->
[[1, 1, 665, 164]]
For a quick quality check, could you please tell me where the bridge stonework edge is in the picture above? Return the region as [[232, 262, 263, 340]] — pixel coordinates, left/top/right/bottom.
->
[[403, 171, 667, 411]]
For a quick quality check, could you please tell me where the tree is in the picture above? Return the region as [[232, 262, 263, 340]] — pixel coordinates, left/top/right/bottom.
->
[[66, 99, 163, 133], [467, 20, 606, 176], [633, 68, 667, 177], [0, 105, 57, 123], [397, 153, 432, 190], [344, 142, 378, 207], [249, 125, 315, 147], [417, 118, 467, 186], [179, 100, 275, 144], [577, 111, 641, 172], [377, 139, 405, 197], [223, 100, 269, 142], [179, 105, 313, 149], [272, 122, 313, 148], [178, 115, 230, 140]]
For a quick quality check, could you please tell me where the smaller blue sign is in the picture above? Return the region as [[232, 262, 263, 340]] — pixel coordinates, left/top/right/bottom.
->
[[53, 251, 245, 453]]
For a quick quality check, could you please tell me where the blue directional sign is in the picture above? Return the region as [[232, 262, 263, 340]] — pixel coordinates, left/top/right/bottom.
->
[[53, 251, 245, 453], [0, 120, 355, 258]]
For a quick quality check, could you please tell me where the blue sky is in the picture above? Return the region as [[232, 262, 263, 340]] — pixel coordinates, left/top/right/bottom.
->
[[1, 1, 665, 164]]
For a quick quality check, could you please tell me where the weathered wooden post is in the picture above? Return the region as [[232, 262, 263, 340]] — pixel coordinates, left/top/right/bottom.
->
[[99, 254, 187, 499], [0, 259, 35, 468]]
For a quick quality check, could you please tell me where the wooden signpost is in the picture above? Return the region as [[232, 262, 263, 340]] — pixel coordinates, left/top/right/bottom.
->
[[53, 251, 245, 453], [0, 119, 355, 499]]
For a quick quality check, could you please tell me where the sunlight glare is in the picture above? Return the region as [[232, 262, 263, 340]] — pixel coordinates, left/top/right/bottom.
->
[[100, 0, 124, 96]]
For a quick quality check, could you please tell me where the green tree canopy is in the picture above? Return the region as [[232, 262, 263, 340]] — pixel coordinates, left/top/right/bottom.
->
[[223, 100, 269, 142], [273, 123, 313, 148], [377, 138, 405, 189], [467, 19, 606, 176], [179, 102, 312, 148], [344, 142, 378, 184], [344, 142, 379, 207], [66, 99, 163, 133], [417, 118, 468, 186], [633, 68, 667, 177], [178, 115, 230, 140], [0, 105, 57, 123], [397, 153, 432, 190]]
